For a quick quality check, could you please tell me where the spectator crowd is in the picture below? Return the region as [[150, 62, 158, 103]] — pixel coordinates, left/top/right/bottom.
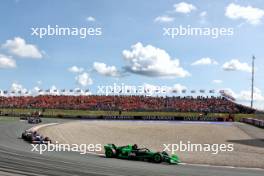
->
[[0, 95, 254, 113]]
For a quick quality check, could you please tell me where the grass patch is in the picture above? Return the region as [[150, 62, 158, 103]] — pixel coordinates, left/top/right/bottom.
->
[[0, 108, 257, 121], [0, 116, 19, 122]]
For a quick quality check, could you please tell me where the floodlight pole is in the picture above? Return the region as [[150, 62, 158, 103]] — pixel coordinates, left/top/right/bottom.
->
[[250, 55, 255, 108]]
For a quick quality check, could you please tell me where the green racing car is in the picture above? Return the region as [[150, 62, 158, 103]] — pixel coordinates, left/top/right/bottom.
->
[[104, 144, 180, 164]]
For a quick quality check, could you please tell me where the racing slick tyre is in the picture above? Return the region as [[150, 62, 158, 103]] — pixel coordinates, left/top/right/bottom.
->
[[21, 133, 25, 139], [152, 153, 163, 163], [105, 149, 115, 158]]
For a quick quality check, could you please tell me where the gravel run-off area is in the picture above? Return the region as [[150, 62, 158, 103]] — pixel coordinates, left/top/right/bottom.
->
[[38, 121, 264, 168]]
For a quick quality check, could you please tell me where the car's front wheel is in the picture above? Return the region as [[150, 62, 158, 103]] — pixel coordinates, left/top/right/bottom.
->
[[105, 149, 114, 158], [152, 153, 163, 163]]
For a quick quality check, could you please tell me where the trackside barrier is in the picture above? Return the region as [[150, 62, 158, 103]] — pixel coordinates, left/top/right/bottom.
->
[[241, 117, 264, 128], [74, 115, 233, 121]]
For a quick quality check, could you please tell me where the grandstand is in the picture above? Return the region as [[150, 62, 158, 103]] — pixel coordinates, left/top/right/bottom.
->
[[0, 95, 255, 114]]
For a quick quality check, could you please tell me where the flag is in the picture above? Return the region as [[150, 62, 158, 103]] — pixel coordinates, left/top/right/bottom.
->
[[199, 89, 205, 93], [172, 90, 177, 93], [209, 89, 215, 93]]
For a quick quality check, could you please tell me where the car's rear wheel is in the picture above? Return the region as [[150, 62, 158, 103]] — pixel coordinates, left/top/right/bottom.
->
[[105, 149, 114, 158], [152, 153, 163, 163]]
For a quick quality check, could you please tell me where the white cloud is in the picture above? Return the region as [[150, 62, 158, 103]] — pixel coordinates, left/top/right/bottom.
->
[[10, 82, 29, 95], [191, 57, 218, 66], [93, 62, 119, 77], [37, 80, 42, 85], [33, 86, 40, 91], [239, 87, 264, 102], [200, 11, 207, 17], [10, 82, 24, 92], [225, 3, 264, 25], [68, 66, 84, 73], [0, 54, 16, 69], [220, 87, 264, 110], [75, 72, 93, 86], [171, 83, 187, 92], [86, 16, 96, 22], [213, 80, 223, 84], [199, 11, 208, 24], [222, 59, 251, 72], [154, 15, 174, 23], [174, 2, 196, 14], [33, 86, 40, 93], [2, 37, 43, 58], [122, 42, 190, 78], [50, 85, 57, 91], [51, 85, 61, 95]]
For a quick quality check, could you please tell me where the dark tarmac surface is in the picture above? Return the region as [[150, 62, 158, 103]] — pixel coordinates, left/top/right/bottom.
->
[[0, 117, 263, 176]]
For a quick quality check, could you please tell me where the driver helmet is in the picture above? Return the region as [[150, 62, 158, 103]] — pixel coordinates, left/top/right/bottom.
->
[[132, 144, 138, 150]]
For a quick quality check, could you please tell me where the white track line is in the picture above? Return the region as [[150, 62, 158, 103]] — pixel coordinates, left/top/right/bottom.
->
[[179, 162, 264, 171], [74, 150, 264, 170], [28, 123, 58, 132]]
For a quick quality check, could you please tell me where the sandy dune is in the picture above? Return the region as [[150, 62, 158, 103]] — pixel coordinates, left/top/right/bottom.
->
[[38, 121, 264, 168]]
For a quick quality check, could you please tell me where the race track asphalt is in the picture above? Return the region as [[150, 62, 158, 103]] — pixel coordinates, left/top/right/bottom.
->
[[0, 117, 263, 176]]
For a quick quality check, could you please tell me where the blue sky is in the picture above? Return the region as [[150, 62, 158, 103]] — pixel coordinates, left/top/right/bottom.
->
[[0, 0, 264, 109]]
